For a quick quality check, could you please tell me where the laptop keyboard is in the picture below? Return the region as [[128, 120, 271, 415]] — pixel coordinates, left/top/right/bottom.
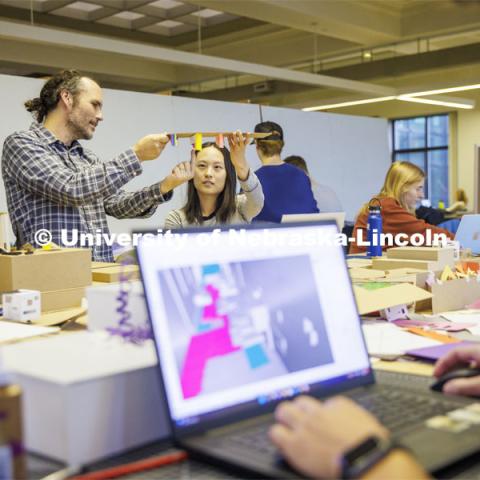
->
[[224, 384, 464, 455], [228, 423, 277, 455], [353, 386, 463, 433]]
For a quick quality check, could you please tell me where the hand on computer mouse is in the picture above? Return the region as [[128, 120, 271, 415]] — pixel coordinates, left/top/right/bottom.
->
[[433, 345, 480, 396]]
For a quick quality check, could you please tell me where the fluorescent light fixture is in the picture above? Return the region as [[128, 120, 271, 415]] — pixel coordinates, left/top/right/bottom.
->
[[405, 84, 480, 97], [302, 96, 395, 111], [397, 95, 474, 109]]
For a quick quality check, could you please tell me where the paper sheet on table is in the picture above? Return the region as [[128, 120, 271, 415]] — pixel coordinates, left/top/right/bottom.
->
[[362, 322, 441, 356], [440, 309, 480, 335], [347, 258, 372, 268], [0, 321, 59, 344]]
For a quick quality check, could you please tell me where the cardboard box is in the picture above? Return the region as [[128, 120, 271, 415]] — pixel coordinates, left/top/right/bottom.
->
[[371, 258, 441, 271], [349, 267, 425, 283], [92, 265, 139, 283], [0, 249, 91, 294], [354, 283, 433, 315], [430, 276, 480, 314], [87, 281, 147, 332], [41, 287, 85, 312], [2, 332, 170, 465], [2, 290, 41, 321], [386, 246, 455, 264], [91, 262, 117, 270]]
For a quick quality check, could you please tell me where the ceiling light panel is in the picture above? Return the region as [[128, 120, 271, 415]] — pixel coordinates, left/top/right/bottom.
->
[[140, 20, 196, 36], [155, 19, 183, 27], [191, 8, 223, 18], [149, 0, 184, 8], [113, 11, 145, 20], [68, 1, 102, 12], [97, 10, 147, 28]]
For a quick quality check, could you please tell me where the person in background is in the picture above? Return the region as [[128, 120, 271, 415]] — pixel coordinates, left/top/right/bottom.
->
[[1, 69, 183, 262], [251, 121, 318, 223], [350, 161, 454, 254], [269, 344, 480, 479], [164, 132, 263, 228], [284, 155, 342, 213]]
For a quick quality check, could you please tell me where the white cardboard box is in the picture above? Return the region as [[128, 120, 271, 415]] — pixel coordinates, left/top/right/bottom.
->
[[1, 332, 170, 465], [87, 281, 148, 332], [2, 290, 41, 321]]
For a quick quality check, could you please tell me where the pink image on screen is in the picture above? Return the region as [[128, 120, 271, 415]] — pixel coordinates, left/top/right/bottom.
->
[[180, 284, 239, 398]]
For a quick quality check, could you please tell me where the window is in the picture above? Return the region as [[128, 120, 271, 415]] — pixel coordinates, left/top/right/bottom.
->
[[391, 114, 449, 208]]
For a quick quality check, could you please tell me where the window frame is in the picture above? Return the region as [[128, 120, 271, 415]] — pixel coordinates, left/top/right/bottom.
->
[[391, 113, 449, 205]]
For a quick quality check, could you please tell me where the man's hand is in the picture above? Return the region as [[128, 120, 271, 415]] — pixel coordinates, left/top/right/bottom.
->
[[160, 161, 194, 194], [269, 395, 389, 479], [434, 345, 480, 396], [227, 130, 250, 181], [133, 133, 169, 161]]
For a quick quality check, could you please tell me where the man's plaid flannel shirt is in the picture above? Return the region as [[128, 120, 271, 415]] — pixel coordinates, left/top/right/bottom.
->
[[2, 123, 172, 262]]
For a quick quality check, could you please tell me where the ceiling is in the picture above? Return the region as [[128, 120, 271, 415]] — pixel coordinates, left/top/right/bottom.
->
[[1, 0, 480, 117]]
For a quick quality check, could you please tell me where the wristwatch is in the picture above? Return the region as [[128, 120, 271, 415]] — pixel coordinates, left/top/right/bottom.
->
[[341, 436, 401, 479]]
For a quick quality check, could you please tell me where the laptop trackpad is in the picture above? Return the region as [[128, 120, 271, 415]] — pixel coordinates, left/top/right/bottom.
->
[[400, 423, 480, 473]]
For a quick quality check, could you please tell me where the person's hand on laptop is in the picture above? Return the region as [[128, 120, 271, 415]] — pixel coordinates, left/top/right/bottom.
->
[[269, 395, 388, 478], [269, 395, 429, 479], [434, 345, 480, 396]]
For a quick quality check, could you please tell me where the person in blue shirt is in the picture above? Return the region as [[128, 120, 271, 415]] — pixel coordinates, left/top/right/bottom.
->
[[252, 121, 318, 223]]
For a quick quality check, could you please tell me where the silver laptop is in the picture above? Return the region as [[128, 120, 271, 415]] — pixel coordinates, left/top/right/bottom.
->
[[281, 212, 345, 230], [137, 222, 480, 478], [455, 214, 480, 255]]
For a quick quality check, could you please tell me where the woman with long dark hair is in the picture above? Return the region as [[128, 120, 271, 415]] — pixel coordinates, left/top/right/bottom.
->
[[164, 132, 263, 228]]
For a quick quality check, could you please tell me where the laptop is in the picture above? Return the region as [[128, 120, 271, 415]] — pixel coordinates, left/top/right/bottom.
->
[[281, 211, 346, 230], [137, 221, 480, 478], [455, 214, 480, 255]]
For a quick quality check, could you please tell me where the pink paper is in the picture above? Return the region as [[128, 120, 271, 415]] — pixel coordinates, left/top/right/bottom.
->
[[393, 319, 475, 332], [467, 299, 480, 309]]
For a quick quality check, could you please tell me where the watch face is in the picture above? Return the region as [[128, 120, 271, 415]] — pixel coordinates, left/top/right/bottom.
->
[[345, 436, 380, 462], [342, 436, 390, 479]]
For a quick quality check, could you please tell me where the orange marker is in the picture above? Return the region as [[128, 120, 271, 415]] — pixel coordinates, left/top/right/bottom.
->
[[406, 327, 460, 344]]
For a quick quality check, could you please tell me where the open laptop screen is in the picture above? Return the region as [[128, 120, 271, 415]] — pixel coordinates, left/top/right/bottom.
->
[[455, 214, 480, 255], [137, 222, 371, 432]]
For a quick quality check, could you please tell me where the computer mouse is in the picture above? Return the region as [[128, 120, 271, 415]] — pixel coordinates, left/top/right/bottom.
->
[[430, 368, 480, 393]]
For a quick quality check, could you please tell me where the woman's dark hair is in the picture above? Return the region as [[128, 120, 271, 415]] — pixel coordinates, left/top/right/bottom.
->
[[184, 142, 237, 225], [24, 70, 85, 123]]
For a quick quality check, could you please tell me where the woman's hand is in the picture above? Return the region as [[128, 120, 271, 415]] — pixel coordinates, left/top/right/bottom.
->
[[228, 130, 251, 181], [160, 161, 194, 194]]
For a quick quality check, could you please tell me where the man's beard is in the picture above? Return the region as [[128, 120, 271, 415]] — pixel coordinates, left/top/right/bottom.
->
[[66, 119, 92, 140], [66, 109, 93, 141]]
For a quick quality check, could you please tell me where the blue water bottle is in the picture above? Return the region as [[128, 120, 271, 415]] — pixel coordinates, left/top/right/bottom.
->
[[367, 199, 382, 257]]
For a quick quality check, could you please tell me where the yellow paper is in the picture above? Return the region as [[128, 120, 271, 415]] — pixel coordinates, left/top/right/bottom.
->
[[440, 265, 455, 282], [194, 133, 203, 151]]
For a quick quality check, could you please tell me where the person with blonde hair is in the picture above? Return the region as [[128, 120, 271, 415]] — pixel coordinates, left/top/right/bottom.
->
[[350, 161, 454, 253]]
